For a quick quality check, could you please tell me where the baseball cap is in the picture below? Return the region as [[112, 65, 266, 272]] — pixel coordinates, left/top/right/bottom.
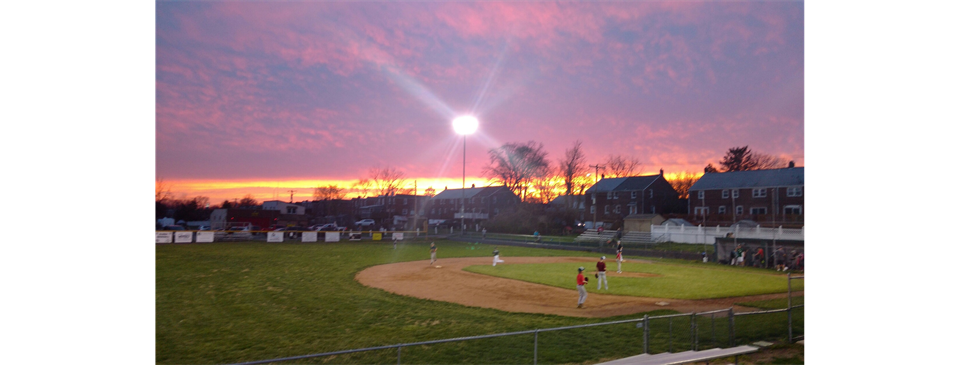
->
[[578, 267, 584, 271], [601, 256, 606, 260]]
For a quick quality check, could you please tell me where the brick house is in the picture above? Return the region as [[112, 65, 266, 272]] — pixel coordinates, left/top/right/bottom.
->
[[584, 171, 681, 227], [426, 185, 520, 224], [688, 166, 804, 226]]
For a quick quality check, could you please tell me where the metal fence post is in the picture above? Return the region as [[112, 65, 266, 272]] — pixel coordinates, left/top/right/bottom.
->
[[728, 308, 735, 347], [787, 273, 793, 343], [691, 313, 697, 351], [711, 312, 716, 348], [397, 346, 401, 365], [668, 318, 673, 352], [643, 315, 649, 354], [533, 329, 539, 365]]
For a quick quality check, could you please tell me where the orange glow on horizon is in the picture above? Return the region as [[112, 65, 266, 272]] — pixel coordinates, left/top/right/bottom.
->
[[161, 177, 495, 204]]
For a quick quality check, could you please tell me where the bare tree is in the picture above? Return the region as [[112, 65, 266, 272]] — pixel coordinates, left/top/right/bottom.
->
[[369, 166, 407, 196], [238, 194, 258, 208], [709, 146, 789, 172], [604, 155, 642, 178], [754, 152, 790, 170], [351, 178, 373, 199], [156, 178, 174, 202], [313, 184, 346, 201], [666, 171, 700, 200], [423, 187, 437, 197], [558, 140, 588, 197], [484, 141, 550, 201], [531, 165, 562, 204]]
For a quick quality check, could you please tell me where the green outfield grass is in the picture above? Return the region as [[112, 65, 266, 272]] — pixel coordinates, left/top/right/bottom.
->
[[463, 261, 800, 299], [157, 240, 801, 364]]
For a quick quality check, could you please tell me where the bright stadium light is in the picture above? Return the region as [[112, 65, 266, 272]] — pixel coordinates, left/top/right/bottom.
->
[[452, 115, 478, 236]]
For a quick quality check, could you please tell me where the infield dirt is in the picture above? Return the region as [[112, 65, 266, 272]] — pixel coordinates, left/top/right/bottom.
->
[[355, 256, 799, 318]]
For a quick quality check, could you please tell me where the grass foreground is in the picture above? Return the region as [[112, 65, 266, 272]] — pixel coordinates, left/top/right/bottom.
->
[[157, 240, 800, 364]]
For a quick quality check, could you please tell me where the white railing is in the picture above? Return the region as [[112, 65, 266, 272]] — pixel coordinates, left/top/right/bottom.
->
[[651, 224, 804, 244]]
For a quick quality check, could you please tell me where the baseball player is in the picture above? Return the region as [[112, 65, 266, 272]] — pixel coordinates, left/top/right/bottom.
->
[[576, 267, 588, 308], [596, 256, 608, 290], [616, 240, 624, 273], [429, 242, 437, 265], [493, 246, 505, 266]]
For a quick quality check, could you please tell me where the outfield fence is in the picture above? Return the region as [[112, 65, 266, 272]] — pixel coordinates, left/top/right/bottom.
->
[[229, 275, 804, 365]]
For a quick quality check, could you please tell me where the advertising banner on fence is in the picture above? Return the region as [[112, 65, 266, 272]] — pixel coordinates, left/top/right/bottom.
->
[[372, 233, 382, 241], [156, 232, 173, 243], [325, 232, 340, 242], [301, 232, 318, 243], [348, 233, 361, 241], [392, 232, 404, 241], [196, 232, 215, 243], [267, 232, 284, 242], [174, 232, 193, 243]]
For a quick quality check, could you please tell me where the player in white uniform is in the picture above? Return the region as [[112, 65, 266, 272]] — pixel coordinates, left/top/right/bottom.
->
[[616, 240, 624, 273], [493, 247, 505, 266]]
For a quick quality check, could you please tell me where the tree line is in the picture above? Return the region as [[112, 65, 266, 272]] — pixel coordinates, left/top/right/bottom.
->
[[157, 144, 792, 221]]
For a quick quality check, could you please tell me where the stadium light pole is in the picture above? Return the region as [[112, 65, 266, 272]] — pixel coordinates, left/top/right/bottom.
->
[[453, 116, 478, 236]]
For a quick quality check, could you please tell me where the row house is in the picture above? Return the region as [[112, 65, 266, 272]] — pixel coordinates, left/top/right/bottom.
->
[[425, 185, 520, 223], [688, 166, 804, 225], [352, 194, 431, 229], [584, 170, 682, 226]]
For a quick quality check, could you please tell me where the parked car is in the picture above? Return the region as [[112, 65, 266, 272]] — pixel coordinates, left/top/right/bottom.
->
[[161, 225, 185, 230], [315, 223, 345, 232], [355, 219, 376, 228], [198, 225, 211, 231]]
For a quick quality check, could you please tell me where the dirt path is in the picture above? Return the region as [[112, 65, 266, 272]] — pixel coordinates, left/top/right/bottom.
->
[[355, 257, 800, 318]]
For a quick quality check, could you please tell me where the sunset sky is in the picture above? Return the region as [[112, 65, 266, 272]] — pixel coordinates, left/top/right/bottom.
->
[[156, 1, 804, 203]]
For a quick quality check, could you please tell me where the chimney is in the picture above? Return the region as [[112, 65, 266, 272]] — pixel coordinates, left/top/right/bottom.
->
[[601, 174, 605, 179], [659, 168, 664, 176], [788, 161, 795, 168], [471, 183, 475, 188]]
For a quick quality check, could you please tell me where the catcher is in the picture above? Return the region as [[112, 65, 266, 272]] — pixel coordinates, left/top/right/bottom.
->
[[576, 267, 588, 308]]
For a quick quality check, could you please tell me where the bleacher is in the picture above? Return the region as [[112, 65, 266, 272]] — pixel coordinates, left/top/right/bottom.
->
[[574, 230, 655, 246], [596, 345, 759, 365]]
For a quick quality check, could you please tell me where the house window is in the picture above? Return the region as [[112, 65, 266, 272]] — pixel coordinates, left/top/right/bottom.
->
[[607, 192, 613, 199], [736, 206, 743, 215], [750, 207, 767, 215], [732, 190, 739, 198], [694, 206, 709, 216], [286, 207, 297, 214], [722, 190, 729, 199], [697, 191, 704, 199], [590, 206, 596, 214], [403, 198, 408, 205], [718, 206, 726, 214], [629, 205, 637, 214], [612, 192, 619, 199], [604, 205, 610, 214], [402, 209, 408, 215], [787, 187, 803, 197], [784, 205, 802, 215], [631, 191, 637, 199], [614, 205, 621, 214], [752, 188, 767, 198], [649, 190, 653, 198]]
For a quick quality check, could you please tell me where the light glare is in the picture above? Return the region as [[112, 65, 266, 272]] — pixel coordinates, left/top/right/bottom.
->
[[452, 116, 479, 135]]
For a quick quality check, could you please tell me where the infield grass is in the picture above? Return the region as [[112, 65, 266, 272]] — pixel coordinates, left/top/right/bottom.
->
[[463, 261, 800, 299], [157, 240, 801, 364]]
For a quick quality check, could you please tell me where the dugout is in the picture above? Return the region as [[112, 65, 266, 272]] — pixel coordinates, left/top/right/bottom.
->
[[714, 237, 804, 269]]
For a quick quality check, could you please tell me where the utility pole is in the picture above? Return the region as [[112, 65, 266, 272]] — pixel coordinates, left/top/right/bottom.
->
[[288, 189, 296, 203], [589, 164, 605, 231]]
